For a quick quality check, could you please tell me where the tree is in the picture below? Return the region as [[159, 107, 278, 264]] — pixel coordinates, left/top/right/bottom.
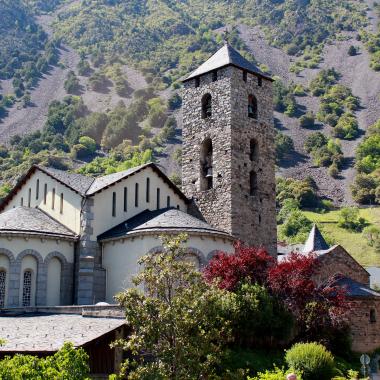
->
[[348, 45, 357, 56], [299, 112, 315, 128], [363, 225, 380, 251], [278, 210, 313, 244], [338, 207, 365, 231], [204, 242, 275, 291], [114, 234, 233, 380]]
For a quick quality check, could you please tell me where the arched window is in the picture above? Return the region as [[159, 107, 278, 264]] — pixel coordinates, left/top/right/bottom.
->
[[135, 183, 139, 207], [248, 94, 258, 119], [44, 184, 47, 204], [156, 188, 160, 209], [52, 188, 55, 210], [0, 270, 6, 308], [112, 192, 116, 217], [202, 94, 212, 119], [28, 188, 31, 207], [200, 138, 213, 191], [258, 77, 263, 87], [36, 179, 39, 200], [167, 196, 171, 208], [370, 308, 377, 323], [22, 270, 32, 307], [60, 193, 64, 214], [146, 178, 150, 203], [21, 197, 24, 206], [250, 171, 258, 196], [249, 139, 258, 161], [124, 187, 128, 212]]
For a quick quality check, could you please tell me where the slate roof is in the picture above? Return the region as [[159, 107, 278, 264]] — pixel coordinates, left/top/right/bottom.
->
[[0, 314, 125, 352], [302, 224, 330, 253], [98, 208, 232, 241], [38, 166, 95, 196], [0, 207, 77, 240], [331, 276, 380, 298], [184, 43, 272, 81]]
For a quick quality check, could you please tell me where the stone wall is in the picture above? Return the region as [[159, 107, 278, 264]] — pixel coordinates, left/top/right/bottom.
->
[[182, 65, 277, 256], [348, 298, 380, 352], [313, 246, 370, 286]]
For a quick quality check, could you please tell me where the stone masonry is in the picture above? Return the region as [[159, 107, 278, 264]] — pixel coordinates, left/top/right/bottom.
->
[[182, 65, 277, 256]]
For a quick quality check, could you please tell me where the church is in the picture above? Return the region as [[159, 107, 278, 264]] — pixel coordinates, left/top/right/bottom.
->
[[0, 42, 379, 356], [0, 43, 276, 308]]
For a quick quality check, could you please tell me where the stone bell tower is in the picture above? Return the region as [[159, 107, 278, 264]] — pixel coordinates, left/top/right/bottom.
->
[[181, 43, 277, 256]]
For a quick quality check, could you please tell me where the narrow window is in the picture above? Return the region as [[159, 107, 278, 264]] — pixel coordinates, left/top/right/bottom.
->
[[60, 193, 64, 214], [195, 77, 200, 88], [156, 188, 160, 209], [146, 178, 150, 203], [200, 138, 213, 191], [112, 192, 116, 217], [0, 270, 6, 307], [22, 270, 32, 307], [248, 94, 258, 119], [250, 139, 258, 161], [52, 188, 55, 209], [135, 183, 139, 207], [124, 187, 127, 212], [167, 196, 171, 208], [21, 197, 24, 206], [28, 188, 31, 208], [370, 309, 377, 323], [243, 70, 247, 82], [201, 94, 212, 119], [44, 184, 47, 205], [258, 77, 263, 87], [212, 70, 217, 82], [36, 179, 39, 200], [177, 205, 180, 210], [250, 171, 258, 196]]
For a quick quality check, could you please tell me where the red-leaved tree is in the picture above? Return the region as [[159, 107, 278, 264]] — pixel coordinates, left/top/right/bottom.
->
[[203, 242, 275, 291]]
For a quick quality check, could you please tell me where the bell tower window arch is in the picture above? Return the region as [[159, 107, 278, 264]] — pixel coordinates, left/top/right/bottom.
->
[[200, 138, 213, 191], [250, 171, 258, 196], [201, 94, 212, 119], [248, 94, 258, 119]]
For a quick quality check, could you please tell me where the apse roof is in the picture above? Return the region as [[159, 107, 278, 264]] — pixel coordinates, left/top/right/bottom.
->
[[98, 208, 232, 241], [184, 43, 272, 81], [302, 224, 330, 253]]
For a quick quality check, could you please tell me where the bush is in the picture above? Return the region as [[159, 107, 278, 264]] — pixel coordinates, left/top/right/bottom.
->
[[348, 46, 358, 56], [285, 342, 335, 380], [363, 225, 380, 251], [299, 112, 315, 128], [249, 367, 301, 380], [64, 71, 80, 94], [278, 210, 313, 243], [338, 207, 366, 231], [333, 113, 359, 139], [275, 131, 294, 162]]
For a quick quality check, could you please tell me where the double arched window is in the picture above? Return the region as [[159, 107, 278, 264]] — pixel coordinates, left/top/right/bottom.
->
[[248, 94, 258, 119], [202, 94, 212, 119], [200, 138, 213, 191]]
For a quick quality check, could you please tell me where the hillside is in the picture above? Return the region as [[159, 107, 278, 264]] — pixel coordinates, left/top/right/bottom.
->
[[0, 0, 379, 208]]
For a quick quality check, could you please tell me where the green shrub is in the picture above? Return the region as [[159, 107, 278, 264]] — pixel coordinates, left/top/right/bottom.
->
[[348, 46, 358, 56], [278, 210, 313, 243], [299, 112, 315, 128], [275, 131, 294, 162], [64, 71, 80, 94], [249, 367, 301, 380], [285, 342, 335, 380]]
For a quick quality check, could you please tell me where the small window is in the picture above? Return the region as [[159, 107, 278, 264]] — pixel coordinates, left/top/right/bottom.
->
[[135, 183, 139, 207], [243, 71, 247, 82], [22, 270, 32, 307], [201, 94, 212, 119], [258, 77, 263, 87], [146, 178, 150, 203], [0, 270, 6, 307], [112, 192, 116, 217], [200, 138, 213, 191], [21, 197, 24, 207], [167, 196, 171, 208], [195, 77, 200, 88], [248, 94, 258, 119], [28, 188, 31, 208], [250, 171, 258, 196], [259, 214, 262, 224], [156, 188, 160, 210], [124, 187, 127, 212], [60, 193, 64, 214], [370, 309, 376, 323], [44, 184, 47, 205], [36, 179, 39, 200], [212, 70, 217, 82], [249, 139, 258, 161], [52, 188, 55, 210]]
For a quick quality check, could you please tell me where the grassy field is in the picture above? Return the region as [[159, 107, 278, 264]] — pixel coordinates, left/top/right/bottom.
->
[[302, 207, 380, 267]]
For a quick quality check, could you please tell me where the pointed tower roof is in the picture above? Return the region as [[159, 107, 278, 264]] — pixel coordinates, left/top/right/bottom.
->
[[183, 43, 273, 82], [302, 224, 330, 253]]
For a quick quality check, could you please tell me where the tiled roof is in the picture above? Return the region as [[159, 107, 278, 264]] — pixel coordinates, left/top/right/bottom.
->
[[86, 164, 148, 195], [184, 43, 272, 81], [0, 207, 77, 240], [0, 314, 125, 352], [331, 276, 380, 298], [302, 224, 330, 253], [98, 208, 232, 241], [38, 166, 95, 196]]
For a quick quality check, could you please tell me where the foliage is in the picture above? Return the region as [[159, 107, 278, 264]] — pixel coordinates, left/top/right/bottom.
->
[[249, 367, 301, 380], [309, 69, 339, 97], [338, 207, 366, 232], [362, 225, 380, 252], [299, 112, 315, 129], [278, 210, 313, 244], [0, 342, 90, 379], [204, 242, 275, 291], [348, 46, 358, 56], [285, 342, 335, 380], [114, 234, 233, 380], [275, 131, 294, 163], [64, 71, 80, 94], [273, 79, 297, 116]]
